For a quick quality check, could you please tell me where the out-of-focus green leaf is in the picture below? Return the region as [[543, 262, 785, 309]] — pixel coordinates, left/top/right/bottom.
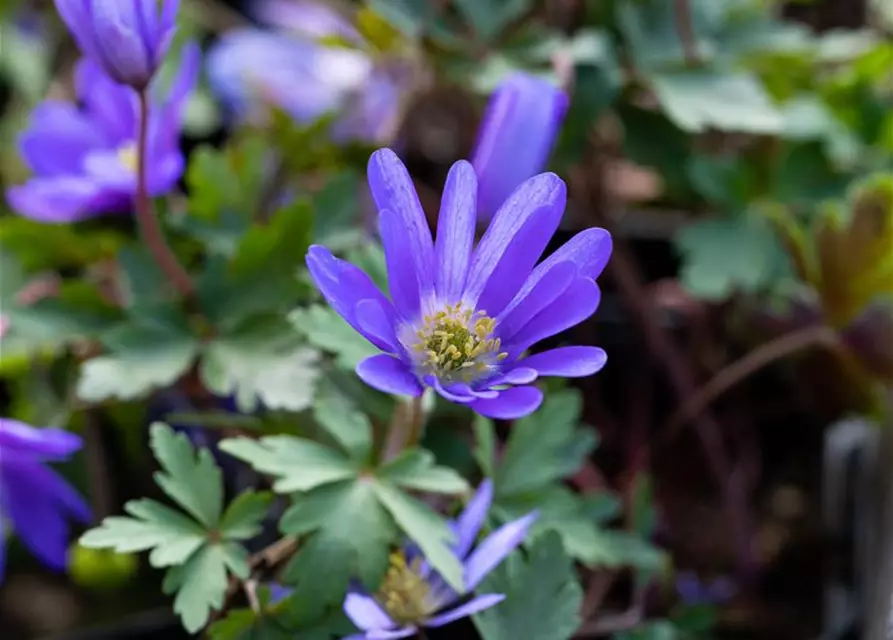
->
[[313, 382, 374, 460], [77, 316, 200, 402], [289, 305, 378, 370], [454, 0, 531, 42], [675, 213, 789, 301], [0, 218, 124, 271], [200, 317, 319, 412], [651, 71, 783, 134], [473, 533, 582, 640], [186, 136, 266, 221], [365, 0, 433, 38], [162, 543, 235, 633]]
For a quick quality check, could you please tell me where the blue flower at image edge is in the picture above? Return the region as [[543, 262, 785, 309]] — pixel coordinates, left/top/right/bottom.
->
[[6, 45, 199, 223], [306, 149, 612, 419], [0, 419, 91, 580]]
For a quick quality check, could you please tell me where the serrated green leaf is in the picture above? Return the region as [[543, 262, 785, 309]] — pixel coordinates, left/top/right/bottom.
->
[[675, 214, 789, 301], [150, 423, 224, 528], [163, 543, 230, 633], [497, 390, 597, 497], [208, 608, 292, 640], [651, 71, 783, 134], [220, 436, 357, 493], [281, 480, 394, 609], [230, 198, 313, 279], [377, 449, 469, 494], [116, 245, 171, 310], [200, 318, 319, 412], [79, 498, 206, 567], [371, 480, 463, 591], [289, 305, 379, 369], [312, 382, 373, 460], [219, 490, 274, 540], [473, 532, 582, 640]]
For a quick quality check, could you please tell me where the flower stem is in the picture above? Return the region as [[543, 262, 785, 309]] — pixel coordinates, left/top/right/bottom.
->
[[383, 395, 426, 461], [135, 90, 194, 300]]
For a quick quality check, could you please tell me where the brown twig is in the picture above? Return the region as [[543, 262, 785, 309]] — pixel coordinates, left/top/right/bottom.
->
[[672, 0, 700, 66], [82, 410, 114, 520], [135, 91, 195, 300], [573, 168, 756, 576], [666, 324, 839, 437]]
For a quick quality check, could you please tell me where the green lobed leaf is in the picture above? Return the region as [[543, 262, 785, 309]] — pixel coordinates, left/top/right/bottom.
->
[[162, 543, 231, 633], [76, 320, 200, 402], [150, 422, 224, 529], [229, 198, 313, 280], [289, 305, 378, 369], [200, 317, 319, 413], [79, 498, 206, 568], [281, 479, 394, 609], [377, 448, 470, 494], [675, 213, 790, 301], [371, 480, 463, 591], [473, 532, 582, 640], [497, 389, 598, 497], [312, 381, 374, 461], [218, 490, 274, 540], [220, 436, 358, 493], [453, 0, 531, 41], [473, 414, 497, 477]]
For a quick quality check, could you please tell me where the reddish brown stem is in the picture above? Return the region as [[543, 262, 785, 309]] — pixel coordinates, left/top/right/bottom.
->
[[135, 91, 194, 300], [673, 0, 700, 66]]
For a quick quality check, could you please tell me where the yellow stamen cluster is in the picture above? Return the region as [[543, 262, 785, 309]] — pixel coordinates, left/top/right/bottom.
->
[[118, 143, 138, 172], [375, 551, 433, 624], [412, 301, 507, 381]]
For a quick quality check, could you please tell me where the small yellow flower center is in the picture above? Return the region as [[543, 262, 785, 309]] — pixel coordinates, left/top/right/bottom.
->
[[118, 143, 138, 172], [375, 551, 433, 624], [411, 301, 507, 382]]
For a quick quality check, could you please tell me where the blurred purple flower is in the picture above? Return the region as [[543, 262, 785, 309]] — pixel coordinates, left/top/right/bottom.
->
[[0, 419, 91, 580], [7, 46, 199, 223], [206, 1, 406, 143], [54, 0, 180, 90], [471, 73, 568, 222], [306, 149, 611, 419], [342, 480, 534, 638], [675, 571, 736, 606]]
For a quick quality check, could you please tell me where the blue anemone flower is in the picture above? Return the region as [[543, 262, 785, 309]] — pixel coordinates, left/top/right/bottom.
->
[[471, 73, 568, 222], [7, 46, 199, 223], [342, 480, 535, 639], [0, 419, 91, 580], [54, 0, 180, 90], [306, 149, 611, 419]]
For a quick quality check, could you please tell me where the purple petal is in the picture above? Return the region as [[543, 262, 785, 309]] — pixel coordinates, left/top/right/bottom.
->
[[344, 591, 396, 631], [453, 480, 493, 558], [255, 0, 362, 42], [464, 512, 538, 590], [434, 160, 477, 302], [6, 177, 117, 223], [356, 300, 400, 353], [472, 72, 568, 221], [19, 102, 108, 176], [507, 279, 601, 356], [496, 260, 576, 343], [356, 354, 423, 396], [268, 583, 292, 605], [367, 629, 417, 640], [379, 209, 425, 321], [426, 593, 506, 627], [83, 150, 136, 190], [368, 149, 435, 316], [431, 379, 476, 404], [306, 245, 398, 351], [463, 173, 566, 317], [2, 459, 91, 571], [486, 367, 539, 386], [470, 386, 543, 420], [524, 227, 613, 294], [90, 0, 153, 86], [0, 420, 83, 460], [75, 58, 138, 144], [54, 0, 104, 64], [518, 346, 607, 378], [161, 41, 201, 109]]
